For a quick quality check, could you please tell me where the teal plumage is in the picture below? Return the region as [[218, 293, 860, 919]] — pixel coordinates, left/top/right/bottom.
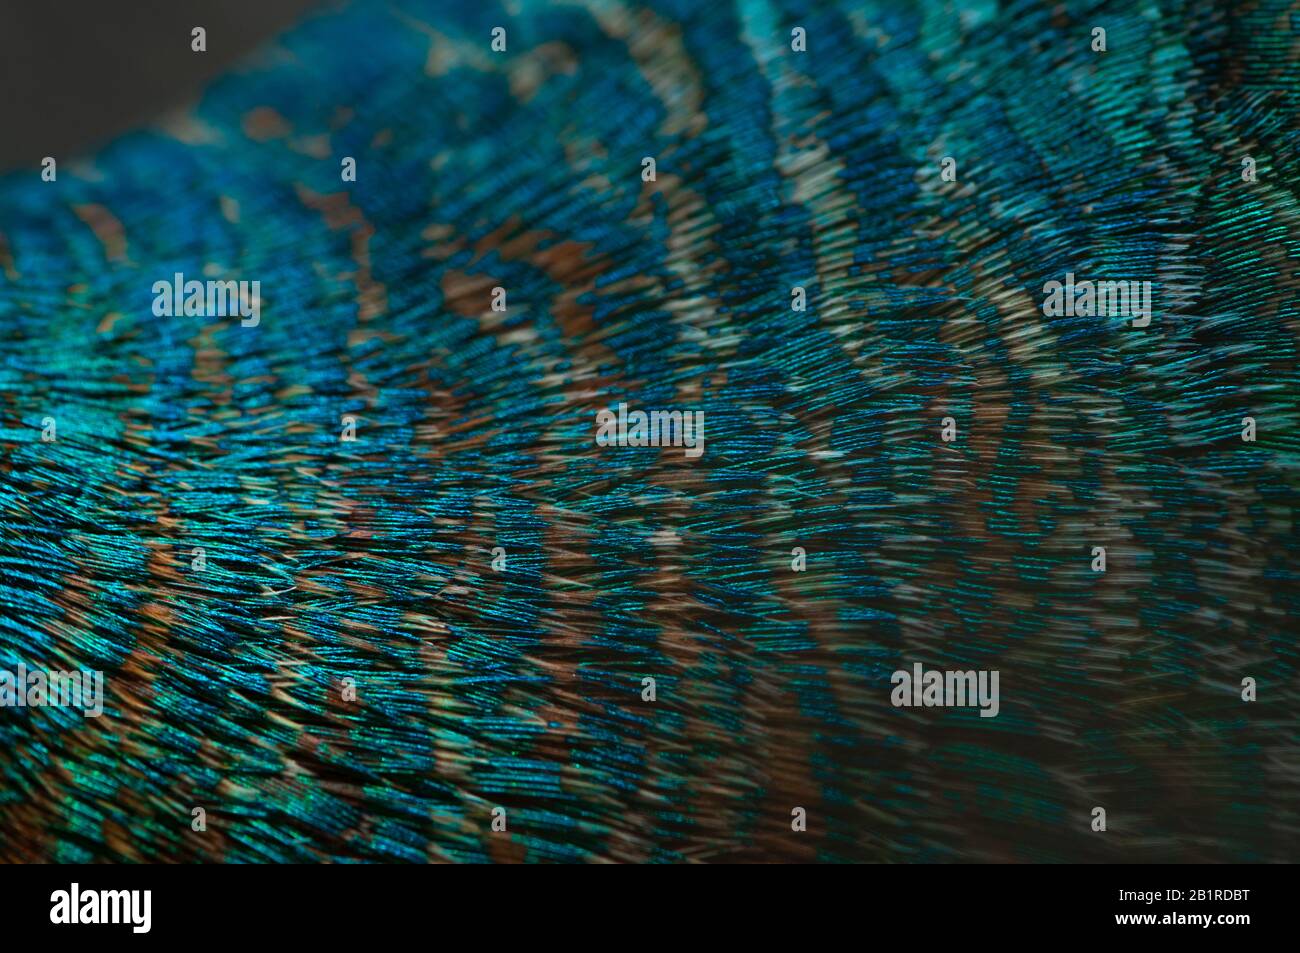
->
[[0, 0, 1297, 862]]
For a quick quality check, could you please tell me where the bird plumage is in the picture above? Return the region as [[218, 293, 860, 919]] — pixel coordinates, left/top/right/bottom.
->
[[0, 0, 1297, 862]]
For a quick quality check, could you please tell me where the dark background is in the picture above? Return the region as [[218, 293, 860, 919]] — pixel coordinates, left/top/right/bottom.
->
[[0, 1, 320, 171]]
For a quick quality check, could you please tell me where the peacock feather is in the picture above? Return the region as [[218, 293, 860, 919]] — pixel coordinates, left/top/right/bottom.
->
[[0, 0, 1297, 863]]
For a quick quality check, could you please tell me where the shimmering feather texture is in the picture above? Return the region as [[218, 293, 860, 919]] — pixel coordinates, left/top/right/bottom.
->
[[0, 0, 1297, 863]]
